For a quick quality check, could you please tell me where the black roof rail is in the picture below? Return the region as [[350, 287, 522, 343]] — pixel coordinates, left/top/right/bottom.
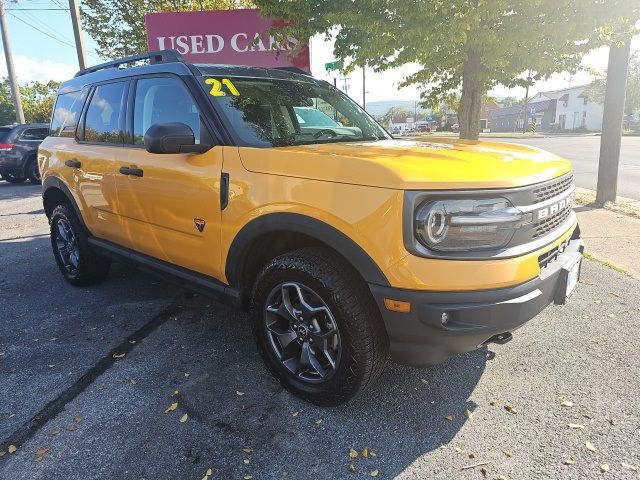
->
[[74, 49, 185, 78]]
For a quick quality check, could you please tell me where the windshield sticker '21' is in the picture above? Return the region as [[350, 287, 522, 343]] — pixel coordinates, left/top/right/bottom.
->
[[205, 78, 240, 97]]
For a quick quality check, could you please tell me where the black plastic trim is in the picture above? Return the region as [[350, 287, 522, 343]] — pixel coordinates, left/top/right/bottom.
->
[[225, 212, 390, 288], [41, 177, 87, 229], [220, 172, 230, 210], [88, 237, 240, 306]]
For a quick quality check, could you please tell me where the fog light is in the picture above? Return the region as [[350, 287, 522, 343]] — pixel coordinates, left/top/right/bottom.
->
[[441, 312, 450, 324]]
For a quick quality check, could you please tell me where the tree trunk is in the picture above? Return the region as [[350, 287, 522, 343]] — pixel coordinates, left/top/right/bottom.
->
[[458, 50, 483, 140]]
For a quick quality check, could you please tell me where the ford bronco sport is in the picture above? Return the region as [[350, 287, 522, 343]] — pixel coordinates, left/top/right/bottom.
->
[[40, 50, 583, 406]]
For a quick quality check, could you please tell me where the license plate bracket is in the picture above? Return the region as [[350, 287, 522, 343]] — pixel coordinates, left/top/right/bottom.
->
[[555, 253, 582, 305]]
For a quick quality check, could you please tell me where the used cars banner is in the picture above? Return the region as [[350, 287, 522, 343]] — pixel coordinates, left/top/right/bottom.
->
[[145, 9, 311, 72]]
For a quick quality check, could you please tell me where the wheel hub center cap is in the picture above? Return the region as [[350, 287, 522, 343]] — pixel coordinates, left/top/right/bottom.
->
[[297, 325, 309, 338]]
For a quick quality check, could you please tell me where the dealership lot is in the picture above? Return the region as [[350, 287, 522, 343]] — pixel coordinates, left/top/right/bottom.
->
[[1, 182, 639, 479]]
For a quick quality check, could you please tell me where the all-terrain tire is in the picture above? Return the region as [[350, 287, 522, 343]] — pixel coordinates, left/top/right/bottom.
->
[[26, 156, 41, 184], [250, 247, 388, 406], [2, 173, 26, 183], [50, 203, 110, 286]]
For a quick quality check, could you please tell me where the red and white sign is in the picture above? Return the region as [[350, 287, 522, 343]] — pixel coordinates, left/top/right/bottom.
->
[[145, 9, 310, 72]]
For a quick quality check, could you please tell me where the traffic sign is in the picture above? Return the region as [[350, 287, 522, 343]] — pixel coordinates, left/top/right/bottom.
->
[[325, 61, 343, 72]]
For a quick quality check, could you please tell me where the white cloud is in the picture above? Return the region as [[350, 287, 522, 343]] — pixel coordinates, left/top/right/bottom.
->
[[0, 55, 77, 83]]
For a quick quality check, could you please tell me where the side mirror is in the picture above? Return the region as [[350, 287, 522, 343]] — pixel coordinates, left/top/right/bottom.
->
[[144, 122, 211, 154]]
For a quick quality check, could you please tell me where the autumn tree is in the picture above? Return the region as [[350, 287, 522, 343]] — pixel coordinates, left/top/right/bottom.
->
[[382, 106, 414, 124], [254, 0, 639, 140], [0, 79, 60, 125], [81, 0, 253, 59]]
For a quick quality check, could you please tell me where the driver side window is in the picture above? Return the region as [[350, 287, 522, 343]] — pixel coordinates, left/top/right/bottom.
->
[[133, 77, 202, 145]]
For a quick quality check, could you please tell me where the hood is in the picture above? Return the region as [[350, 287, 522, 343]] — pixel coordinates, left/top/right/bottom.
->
[[238, 138, 572, 190]]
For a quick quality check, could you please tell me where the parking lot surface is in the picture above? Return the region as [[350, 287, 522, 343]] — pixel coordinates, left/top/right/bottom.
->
[[1, 182, 639, 479]]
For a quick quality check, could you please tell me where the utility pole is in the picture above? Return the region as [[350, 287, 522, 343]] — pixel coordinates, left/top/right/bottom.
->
[[595, 40, 631, 205], [522, 69, 532, 134], [362, 66, 366, 110], [0, 0, 24, 124], [68, 0, 87, 70]]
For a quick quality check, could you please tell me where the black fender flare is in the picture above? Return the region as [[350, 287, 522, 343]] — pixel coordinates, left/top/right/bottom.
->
[[225, 212, 390, 288], [42, 176, 87, 230]]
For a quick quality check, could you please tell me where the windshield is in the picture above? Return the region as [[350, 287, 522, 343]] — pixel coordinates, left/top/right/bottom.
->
[[199, 75, 390, 147]]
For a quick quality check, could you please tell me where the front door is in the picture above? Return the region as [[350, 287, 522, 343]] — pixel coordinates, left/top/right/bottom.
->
[[115, 76, 224, 279]]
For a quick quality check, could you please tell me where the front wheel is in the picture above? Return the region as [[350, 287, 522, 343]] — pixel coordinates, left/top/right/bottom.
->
[[26, 157, 41, 184], [250, 247, 388, 406]]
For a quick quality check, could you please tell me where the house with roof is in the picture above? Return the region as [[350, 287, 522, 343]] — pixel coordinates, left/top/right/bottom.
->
[[531, 84, 603, 131], [489, 98, 557, 133]]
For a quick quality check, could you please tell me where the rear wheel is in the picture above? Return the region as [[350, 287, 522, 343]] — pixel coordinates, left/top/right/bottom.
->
[[250, 247, 388, 406], [50, 203, 110, 286], [26, 157, 41, 184], [2, 173, 26, 183]]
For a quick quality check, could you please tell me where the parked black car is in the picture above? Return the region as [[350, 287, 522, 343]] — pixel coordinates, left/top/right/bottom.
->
[[0, 123, 49, 184]]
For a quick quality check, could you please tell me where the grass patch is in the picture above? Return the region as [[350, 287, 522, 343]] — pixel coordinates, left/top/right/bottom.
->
[[583, 252, 630, 275]]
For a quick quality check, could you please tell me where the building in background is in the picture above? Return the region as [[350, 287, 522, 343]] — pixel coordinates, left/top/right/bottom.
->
[[530, 84, 604, 131], [489, 99, 557, 132]]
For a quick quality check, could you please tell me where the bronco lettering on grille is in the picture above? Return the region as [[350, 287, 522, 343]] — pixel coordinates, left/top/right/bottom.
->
[[536, 192, 575, 220]]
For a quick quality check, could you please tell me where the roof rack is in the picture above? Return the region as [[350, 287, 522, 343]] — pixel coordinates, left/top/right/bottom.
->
[[274, 66, 312, 76], [74, 49, 185, 78]]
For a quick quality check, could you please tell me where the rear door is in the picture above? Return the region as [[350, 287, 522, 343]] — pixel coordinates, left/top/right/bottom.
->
[[116, 75, 224, 278], [73, 80, 132, 244]]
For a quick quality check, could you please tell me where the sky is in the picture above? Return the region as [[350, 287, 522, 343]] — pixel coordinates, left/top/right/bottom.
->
[[0, 1, 638, 105]]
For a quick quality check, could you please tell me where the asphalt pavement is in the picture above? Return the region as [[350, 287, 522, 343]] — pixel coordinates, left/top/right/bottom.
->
[[1, 182, 639, 480], [492, 136, 640, 201]]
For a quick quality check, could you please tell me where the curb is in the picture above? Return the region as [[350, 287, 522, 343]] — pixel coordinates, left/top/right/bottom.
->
[[574, 188, 640, 219]]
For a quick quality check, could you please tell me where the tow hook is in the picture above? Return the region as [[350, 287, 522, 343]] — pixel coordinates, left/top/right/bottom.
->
[[483, 332, 513, 345]]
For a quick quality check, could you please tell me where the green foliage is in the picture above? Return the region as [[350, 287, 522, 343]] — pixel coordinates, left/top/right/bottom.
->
[[253, 0, 639, 139], [501, 96, 523, 107], [585, 51, 640, 115], [382, 106, 414, 124], [0, 79, 60, 125], [81, 0, 254, 60]]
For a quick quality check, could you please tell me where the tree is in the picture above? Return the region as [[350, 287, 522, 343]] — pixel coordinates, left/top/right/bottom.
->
[[254, 0, 639, 140], [585, 50, 640, 118], [81, 0, 253, 60], [382, 106, 414, 124], [0, 78, 60, 125], [501, 96, 522, 107]]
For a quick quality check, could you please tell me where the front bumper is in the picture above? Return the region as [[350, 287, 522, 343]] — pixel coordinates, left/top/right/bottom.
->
[[369, 230, 584, 367]]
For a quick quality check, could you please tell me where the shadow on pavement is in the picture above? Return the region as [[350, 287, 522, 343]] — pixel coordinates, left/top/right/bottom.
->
[[0, 182, 41, 201]]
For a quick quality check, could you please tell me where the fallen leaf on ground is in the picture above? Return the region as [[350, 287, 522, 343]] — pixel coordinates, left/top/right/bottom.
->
[[179, 414, 188, 423], [370, 470, 379, 477], [291, 411, 299, 417], [561, 400, 574, 407], [243, 476, 252, 480], [622, 463, 638, 472], [361, 448, 371, 458], [496, 476, 507, 480], [489, 400, 497, 406], [504, 405, 517, 414], [348, 448, 358, 458], [463, 408, 473, 419], [454, 447, 463, 453], [420, 378, 428, 385], [564, 459, 576, 465], [600, 464, 610, 473], [201, 467, 212, 480], [314, 418, 323, 425], [607, 313, 615, 318], [34, 447, 49, 463], [49, 428, 60, 437], [74, 416, 82, 423], [585, 441, 596, 452], [236, 390, 245, 396], [502, 450, 512, 457], [608, 292, 620, 297], [444, 415, 454, 421], [171, 390, 179, 397], [113, 353, 125, 359], [480, 466, 488, 476], [8, 445, 17, 453], [347, 464, 356, 473], [242, 448, 252, 454], [594, 300, 602, 304], [243, 459, 250, 465], [567, 423, 584, 429], [0, 451, 5, 458], [65, 425, 77, 432], [164, 402, 178, 413]]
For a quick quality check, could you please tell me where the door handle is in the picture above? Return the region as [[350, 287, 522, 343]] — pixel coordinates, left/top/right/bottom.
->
[[119, 166, 143, 177], [64, 159, 81, 168]]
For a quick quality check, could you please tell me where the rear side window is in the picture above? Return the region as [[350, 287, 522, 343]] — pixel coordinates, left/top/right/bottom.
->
[[0, 127, 13, 143], [83, 82, 127, 144], [50, 89, 88, 137], [21, 128, 49, 141]]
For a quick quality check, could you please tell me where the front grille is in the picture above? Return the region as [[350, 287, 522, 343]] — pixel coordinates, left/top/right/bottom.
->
[[531, 206, 572, 239], [532, 174, 574, 202], [538, 237, 570, 269]]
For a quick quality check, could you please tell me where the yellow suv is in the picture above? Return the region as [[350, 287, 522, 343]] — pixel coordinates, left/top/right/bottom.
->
[[40, 50, 583, 405]]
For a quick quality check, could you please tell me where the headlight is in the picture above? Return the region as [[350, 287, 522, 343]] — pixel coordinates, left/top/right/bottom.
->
[[414, 198, 531, 252]]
